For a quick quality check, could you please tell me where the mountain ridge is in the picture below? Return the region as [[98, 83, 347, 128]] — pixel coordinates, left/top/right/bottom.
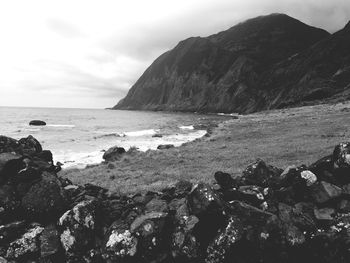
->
[[114, 14, 350, 113]]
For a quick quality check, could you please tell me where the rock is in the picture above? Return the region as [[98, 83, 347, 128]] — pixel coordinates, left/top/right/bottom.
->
[[0, 136, 20, 154], [333, 142, 350, 184], [152, 134, 163, 138], [188, 183, 224, 216], [237, 185, 265, 207], [40, 225, 61, 259], [102, 146, 126, 161], [0, 221, 26, 245], [130, 212, 170, 260], [29, 120, 46, 126], [333, 142, 350, 169], [310, 181, 342, 204], [0, 153, 24, 185], [174, 180, 192, 198], [214, 171, 236, 190], [157, 144, 175, 150], [58, 200, 98, 254], [0, 184, 20, 214], [6, 225, 44, 259], [300, 170, 317, 186], [338, 199, 350, 213], [308, 155, 335, 183], [241, 159, 282, 188], [0, 257, 7, 263], [103, 220, 138, 261], [21, 172, 67, 220], [314, 207, 335, 223], [18, 135, 43, 155], [145, 198, 168, 213], [205, 216, 243, 263]]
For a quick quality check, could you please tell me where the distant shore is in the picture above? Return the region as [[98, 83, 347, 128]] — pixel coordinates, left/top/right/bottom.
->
[[61, 101, 350, 194]]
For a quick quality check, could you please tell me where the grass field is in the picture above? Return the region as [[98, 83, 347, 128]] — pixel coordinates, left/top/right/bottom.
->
[[60, 102, 350, 194]]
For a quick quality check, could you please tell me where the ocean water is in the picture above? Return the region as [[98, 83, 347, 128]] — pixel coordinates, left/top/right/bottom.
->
[[0, 107, 227, 168]]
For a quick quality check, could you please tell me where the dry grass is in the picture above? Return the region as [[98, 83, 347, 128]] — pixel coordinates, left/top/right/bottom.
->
[[60, 102, 350, 194]]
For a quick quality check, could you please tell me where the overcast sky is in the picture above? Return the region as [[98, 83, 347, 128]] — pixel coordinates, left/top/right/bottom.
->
[[0, 0, 349, 109]]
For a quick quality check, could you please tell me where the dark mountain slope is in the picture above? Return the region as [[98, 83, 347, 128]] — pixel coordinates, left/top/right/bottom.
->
[[260, 21, 350, 109], [114, 14, 332, 113]]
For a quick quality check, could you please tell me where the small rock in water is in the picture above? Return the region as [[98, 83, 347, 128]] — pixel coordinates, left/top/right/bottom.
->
[[29, 120, 46, 126]]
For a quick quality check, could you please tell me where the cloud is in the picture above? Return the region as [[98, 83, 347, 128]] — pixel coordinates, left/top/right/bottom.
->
[[0, 0, 349, 108]]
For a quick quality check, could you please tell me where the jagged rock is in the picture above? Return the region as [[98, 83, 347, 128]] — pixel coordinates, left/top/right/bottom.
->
[[58, 200, 99, 254], [338, 199, 350, 213], [102, 146, 126, 162], [214, 171, 237, 190], [130, 212, 170, 261], [40, 225, 61, 259], [205, 216, 243, 263], [300, 170, 317, 186], [308, 155, 335, 183], [333, 142, 350, 184], [237, 185, 265, 207], [0, 184, 20, 215], [29, 120, 46, 126], [18, 135, 42, 156], [103, 220, 138, 261], [188, 183, 224, 216], [314, 207, 335, 223], [0, 221, 26, 245], [145, 198, 168, 213], [157, 144, 174, 150], [310, 181, 342, 204], [6, 225, 44, 259], [241, 159, 282, 188], [0, 153, 24, 185], [0, 136, 20, 154], [174, 180, 193, 198], [21, 172, 67, 220]]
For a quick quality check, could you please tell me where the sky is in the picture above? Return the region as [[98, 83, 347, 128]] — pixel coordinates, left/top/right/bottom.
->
[[0, 0, 349, 109]]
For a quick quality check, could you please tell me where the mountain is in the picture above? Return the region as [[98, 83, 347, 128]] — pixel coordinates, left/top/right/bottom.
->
[[113, 14, 350, 113]]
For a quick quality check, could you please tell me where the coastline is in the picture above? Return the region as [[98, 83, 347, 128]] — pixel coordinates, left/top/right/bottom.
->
[[60, 101, 350, 194]]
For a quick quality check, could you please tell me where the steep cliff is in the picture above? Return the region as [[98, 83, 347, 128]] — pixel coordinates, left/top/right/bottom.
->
[[113, 14, 348, 113]]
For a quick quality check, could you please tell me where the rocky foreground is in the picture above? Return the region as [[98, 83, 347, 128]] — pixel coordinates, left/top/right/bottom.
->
[[1, 135, 350, 262]]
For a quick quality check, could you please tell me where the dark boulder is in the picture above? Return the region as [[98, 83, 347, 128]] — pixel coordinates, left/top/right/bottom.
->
[[0, 221, 26, 245], [241, 159, 283, 188], [214, 171, 237, 190], [6, 225, 44, 260], [0, 184, 21, 216], [103, 220, 138, 261], [333, 142, 350, 184], [0, 153, 24, 185], [205, 216, 243, 263], [102, 146, 126, 162], [29, 120, 46, 126], [130, 211, 170, 261], [157, 144, 175, 150], [310, 181, 342, 204], [58, 200, 99, 256], [18, 135, 42, 156], [0, 136, 20, 154], [21, 172, 67, 220], [40, 224, 62, 260]]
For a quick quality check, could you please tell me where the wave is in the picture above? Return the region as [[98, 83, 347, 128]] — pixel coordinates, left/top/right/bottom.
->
[[93, 133, 125, 139], [47, 124, 75, 128], [179, 125, 194, 130], [123, 129, 159, 137]]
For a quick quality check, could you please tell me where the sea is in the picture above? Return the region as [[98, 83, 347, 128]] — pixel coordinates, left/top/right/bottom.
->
[[0, 107, 229, 169]]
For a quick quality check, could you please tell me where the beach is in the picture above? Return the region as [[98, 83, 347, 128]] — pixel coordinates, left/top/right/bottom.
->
[[61, 101, 350, 194]]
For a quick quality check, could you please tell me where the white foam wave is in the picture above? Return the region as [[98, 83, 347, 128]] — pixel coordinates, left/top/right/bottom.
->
[[179, 125, 194, 130], [47, 124, 75, 128], [123, 129, 159, 137]]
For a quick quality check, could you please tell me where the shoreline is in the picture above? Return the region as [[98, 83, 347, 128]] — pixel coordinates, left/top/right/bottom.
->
[[60, 101, 350, 194]]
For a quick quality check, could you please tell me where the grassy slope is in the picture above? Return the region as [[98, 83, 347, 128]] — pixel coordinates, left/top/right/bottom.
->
[[60, 102, 350, 194]]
